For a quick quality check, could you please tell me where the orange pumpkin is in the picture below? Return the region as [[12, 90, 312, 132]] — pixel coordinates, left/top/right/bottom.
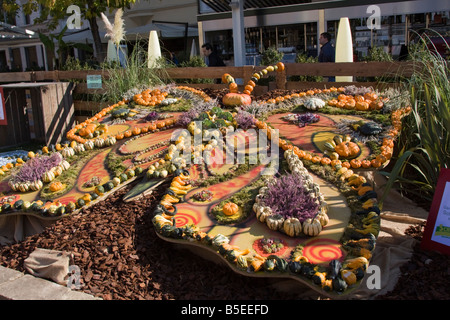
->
[[222, 93, 252, 106], [276, 62, 285, 71], [334, 141, 360, 158], [49, 181, 64, 192], [156, 121, 165, 129], [342, 161, 351, 169], [350, 159, 362, 169], [355, 101, 370, 111], [124, 130, 132, 138], [229, 82, 238, 93], [116, 133, 124, 140], [132, 127, 141, 135], [222, 73, 232, 84], [303, 153, 313, 161], [330, 159, 342, 167], [223, 202, 239, 216], [361, 160, 372, 168], [321, 157, 332, 166], [311, 156, 322, 164], [371, 159, 382, 168]]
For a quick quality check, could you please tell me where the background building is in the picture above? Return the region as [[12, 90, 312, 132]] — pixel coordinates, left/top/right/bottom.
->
[[197, 0, 450, 65]]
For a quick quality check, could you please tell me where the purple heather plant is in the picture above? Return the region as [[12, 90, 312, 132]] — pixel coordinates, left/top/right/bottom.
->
[[145, 111, 159, 122], [260, 173, 319, 222], [177, 101, 214, 127], [235, 110, 256, 130], [10, 152, 62, 184]]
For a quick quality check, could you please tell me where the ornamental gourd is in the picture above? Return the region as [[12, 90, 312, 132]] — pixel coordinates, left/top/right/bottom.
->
[[73, 144, 85, 154], [94, 138, 105, 148], [283, 217, 302, 237], [61, 147, 75, 158], [222, 93, 252, 107], [266, 214, 285, 231], [42, 170, 55, 183], [105, 136, 116, 146], [84, 140, 95, 150], [303, 218, 322, 236], [254, 205, 272, 223], [222, 202, 239, 216], [317, 211, 329, 227]]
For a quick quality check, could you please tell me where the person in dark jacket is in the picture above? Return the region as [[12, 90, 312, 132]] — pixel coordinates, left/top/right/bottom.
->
[[318, 32, 335, 63], [201, 43, 226, 67], [318, 32, 335, 81]]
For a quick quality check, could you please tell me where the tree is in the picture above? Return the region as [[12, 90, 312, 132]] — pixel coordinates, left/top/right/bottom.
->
[[21, 0, 138, 63]]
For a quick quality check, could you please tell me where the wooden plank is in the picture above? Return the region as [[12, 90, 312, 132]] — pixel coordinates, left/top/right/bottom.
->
[[73, 83, 107, 95], [57, 70, 107, 80], [74, 100, 109, 113], [284, 61, 416, 77], [0, 72, 32, 83]]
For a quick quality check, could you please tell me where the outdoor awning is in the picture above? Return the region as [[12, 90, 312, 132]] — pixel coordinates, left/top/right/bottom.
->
[[0, 22, 39, 43], [62, 23, 198, 44], [201, 0, 312, 12], [126, 23, 198, 40]]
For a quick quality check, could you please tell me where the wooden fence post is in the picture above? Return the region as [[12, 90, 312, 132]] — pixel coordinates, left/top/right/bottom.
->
[[276, 69, 287, 90]]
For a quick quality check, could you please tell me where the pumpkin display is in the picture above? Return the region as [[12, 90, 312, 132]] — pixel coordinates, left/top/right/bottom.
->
[[283, 217, 302, 237], [49, 181, 64, 192], [334, 141, 360, 158], [84, 140, 95, 150], [94, 138, 105, 148], [223, 202, 239, 216], [266, 214, 285, 231], [303, 218, 322, 236], [42, 170, 56, 183], [61, 147, 75, 158], [222, 93, 252, 107], [317, 211, 329, 227]]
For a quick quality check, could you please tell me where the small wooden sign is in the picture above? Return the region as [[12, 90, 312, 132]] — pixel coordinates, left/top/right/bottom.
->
[[0, 87, 7, 125], [421, 168, 450, 255]]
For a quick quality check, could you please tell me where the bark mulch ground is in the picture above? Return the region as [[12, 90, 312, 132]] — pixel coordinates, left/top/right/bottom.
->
[[1, 182, 449, 300]]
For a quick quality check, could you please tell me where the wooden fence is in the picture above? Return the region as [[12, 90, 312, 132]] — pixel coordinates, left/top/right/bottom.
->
[[0, 61, 416, 120]]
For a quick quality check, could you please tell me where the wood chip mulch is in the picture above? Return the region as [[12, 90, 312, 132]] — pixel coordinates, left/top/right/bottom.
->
[[0, 183, 321, 300]]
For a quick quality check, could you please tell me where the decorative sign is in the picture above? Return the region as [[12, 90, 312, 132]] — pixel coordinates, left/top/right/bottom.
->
[[421, 168, 450, 255], [86, 75, 102, 89], [0, 87, 7, 125]]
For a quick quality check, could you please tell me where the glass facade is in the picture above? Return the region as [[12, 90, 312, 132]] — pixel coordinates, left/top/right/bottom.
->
[[200, 2, 450, 65]]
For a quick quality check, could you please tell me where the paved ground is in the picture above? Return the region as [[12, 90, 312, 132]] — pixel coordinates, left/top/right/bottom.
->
[[0, 265, 100, 300]]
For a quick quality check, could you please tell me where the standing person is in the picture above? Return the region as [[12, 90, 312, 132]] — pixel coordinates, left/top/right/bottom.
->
[[201, 43, 226, 67], [318, 32, 335, 82]]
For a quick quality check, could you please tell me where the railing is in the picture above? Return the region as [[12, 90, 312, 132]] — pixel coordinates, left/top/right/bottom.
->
[[0, 61, 416, 119]]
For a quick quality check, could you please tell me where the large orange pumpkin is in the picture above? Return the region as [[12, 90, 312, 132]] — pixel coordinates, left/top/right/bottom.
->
[[222, 93, 252, 107], [223, 202, 239, 216]]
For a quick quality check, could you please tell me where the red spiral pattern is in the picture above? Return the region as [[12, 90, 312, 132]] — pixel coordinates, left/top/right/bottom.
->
[[173, 209, 201, 228], [302, 238, 344, 265]]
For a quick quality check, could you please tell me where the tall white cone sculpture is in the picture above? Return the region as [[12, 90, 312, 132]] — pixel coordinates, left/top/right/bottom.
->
[[335, 17, 354, 82], [148, 30, 162, 68], [107, 40, 119, 62], [190, 38, 198, 58]]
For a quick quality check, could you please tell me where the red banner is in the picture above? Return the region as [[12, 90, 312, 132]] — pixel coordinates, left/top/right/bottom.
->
[[0, 87, 6, 125]]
